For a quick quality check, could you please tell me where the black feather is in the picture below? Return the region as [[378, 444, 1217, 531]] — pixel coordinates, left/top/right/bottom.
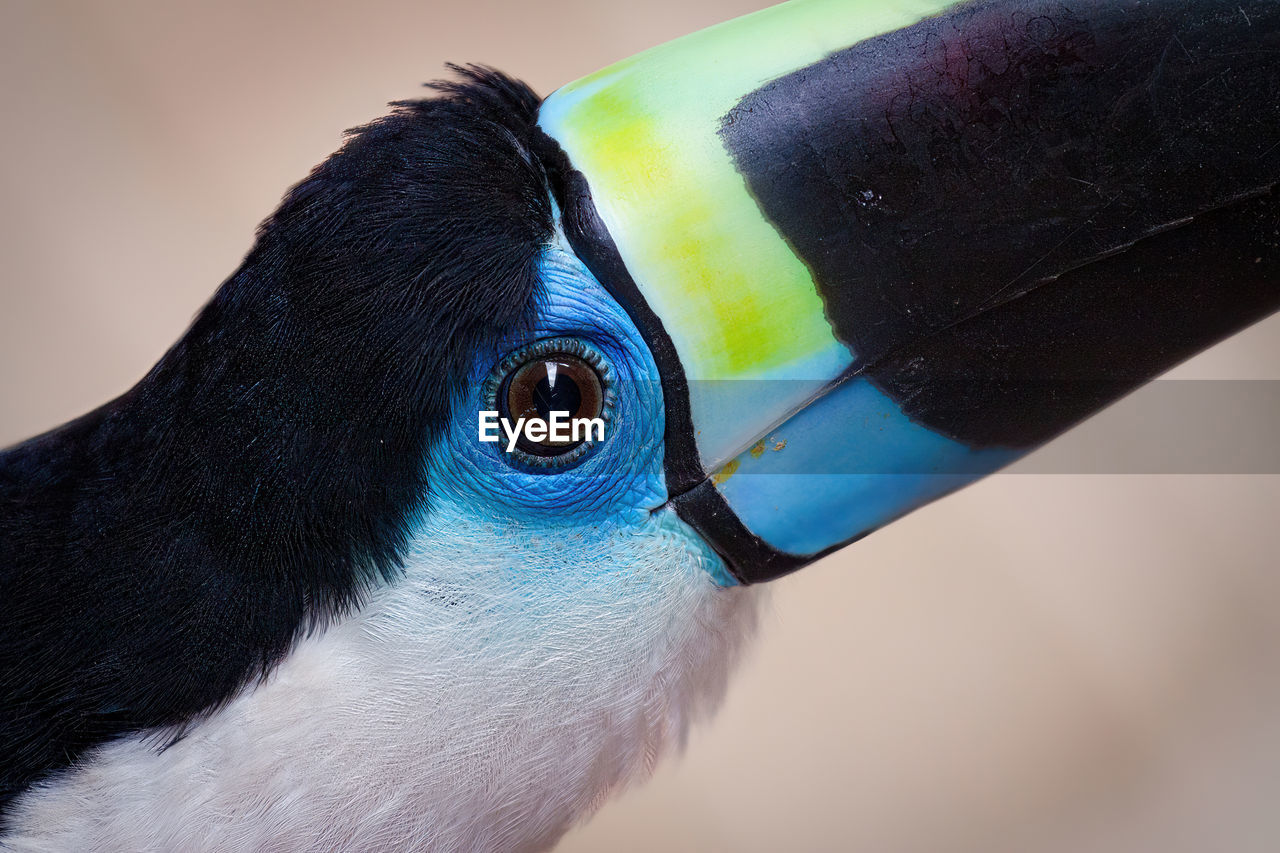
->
[[0, 66, 551, 817]]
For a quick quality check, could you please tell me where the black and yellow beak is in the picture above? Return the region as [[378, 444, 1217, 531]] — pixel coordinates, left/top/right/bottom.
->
[[537, 0, 1280, 583]]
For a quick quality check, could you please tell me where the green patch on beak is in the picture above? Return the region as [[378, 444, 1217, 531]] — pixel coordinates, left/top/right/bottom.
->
[[540, 0, 964, 470]]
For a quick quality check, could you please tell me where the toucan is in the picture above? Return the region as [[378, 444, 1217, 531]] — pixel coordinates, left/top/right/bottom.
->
[[2, 0, 1277, 849]]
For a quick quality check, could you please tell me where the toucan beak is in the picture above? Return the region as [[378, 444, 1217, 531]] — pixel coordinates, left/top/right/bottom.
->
[[537, 0, 1280, 583]]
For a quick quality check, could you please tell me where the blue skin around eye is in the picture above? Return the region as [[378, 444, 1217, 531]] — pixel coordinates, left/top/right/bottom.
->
[[424, 245, 673, 532], [421, 245, 736, 587]]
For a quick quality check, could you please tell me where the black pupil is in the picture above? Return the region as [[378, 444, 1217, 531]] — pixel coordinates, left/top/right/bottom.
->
[[532, 367, 581, 421]]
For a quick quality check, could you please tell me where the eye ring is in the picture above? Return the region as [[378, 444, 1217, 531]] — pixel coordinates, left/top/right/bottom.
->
[[482, 337, 616, 472]]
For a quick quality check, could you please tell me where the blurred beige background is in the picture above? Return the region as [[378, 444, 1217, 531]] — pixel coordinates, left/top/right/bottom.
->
[[2, 1, 1279, 850]]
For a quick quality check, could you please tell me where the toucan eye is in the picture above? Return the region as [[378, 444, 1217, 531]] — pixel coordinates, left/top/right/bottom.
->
[[484, 337, 615, 470], [501, 356, 603, 451]]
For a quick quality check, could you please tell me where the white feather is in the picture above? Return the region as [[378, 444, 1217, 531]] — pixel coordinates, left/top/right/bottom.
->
[[4, 505, 760, 852]]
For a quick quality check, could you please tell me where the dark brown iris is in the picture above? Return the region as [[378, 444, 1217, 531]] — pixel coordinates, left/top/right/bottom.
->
[[500, 354, 604, 456]]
